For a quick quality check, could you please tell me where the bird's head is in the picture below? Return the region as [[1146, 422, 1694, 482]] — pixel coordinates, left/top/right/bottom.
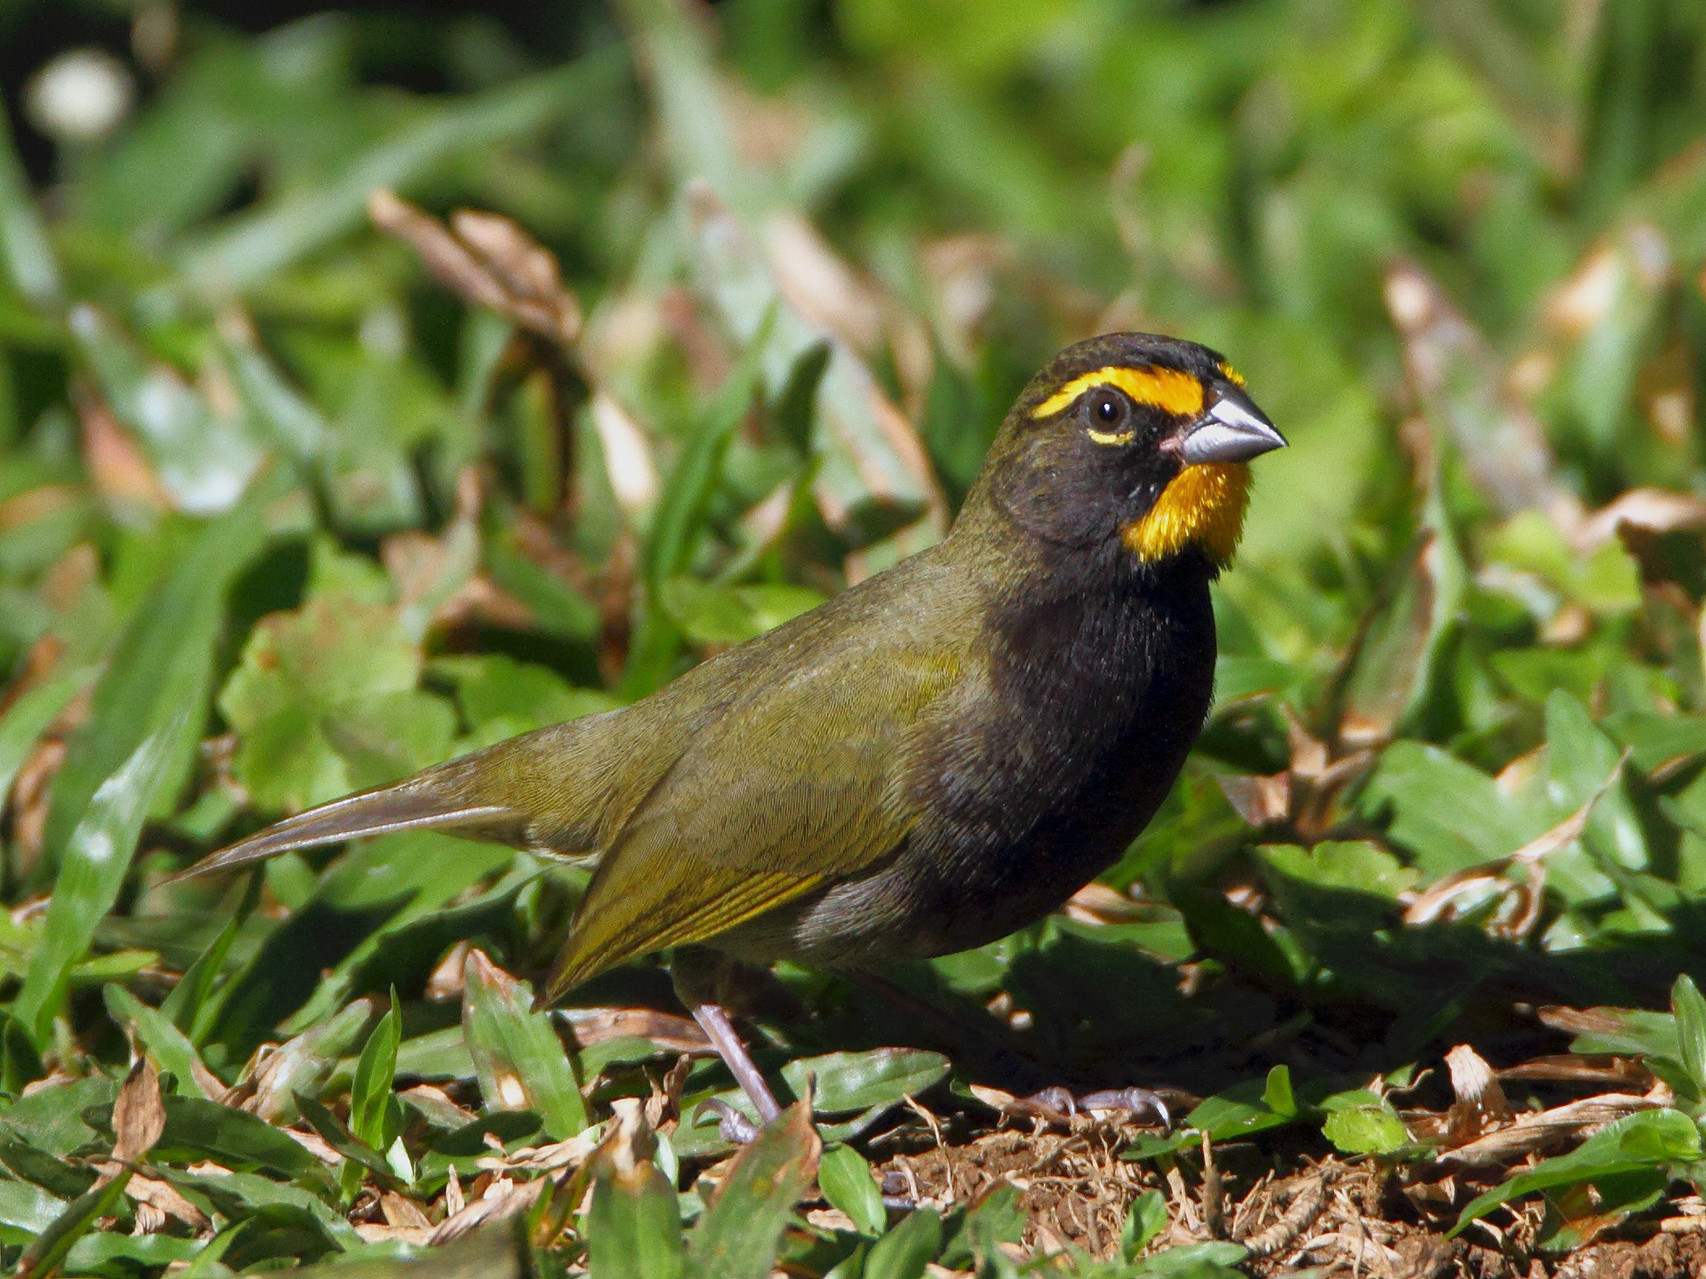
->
[[970, 333, 1285, 571]]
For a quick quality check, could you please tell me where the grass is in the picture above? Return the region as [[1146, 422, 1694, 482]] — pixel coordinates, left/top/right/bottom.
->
[[2, 0, 1706, 1273]]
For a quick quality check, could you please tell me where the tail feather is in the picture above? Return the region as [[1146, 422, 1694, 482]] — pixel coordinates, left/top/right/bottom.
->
[[164, 780, 517, 884]]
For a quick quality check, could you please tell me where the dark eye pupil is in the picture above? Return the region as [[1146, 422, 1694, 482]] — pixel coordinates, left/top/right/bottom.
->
[[1096, 397, 1119, 422]]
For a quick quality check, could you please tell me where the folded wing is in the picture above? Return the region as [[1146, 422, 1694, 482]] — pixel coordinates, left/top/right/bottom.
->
[[541, 637, 966, 999]]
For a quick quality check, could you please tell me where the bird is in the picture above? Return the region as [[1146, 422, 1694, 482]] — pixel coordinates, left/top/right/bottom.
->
[[171, 332, 1284, 1132]]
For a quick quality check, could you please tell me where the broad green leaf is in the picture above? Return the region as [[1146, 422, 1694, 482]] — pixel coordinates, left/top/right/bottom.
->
[[218, 594, 448, 812], [160, 1166, 354, 1242], [429, 653, 617, 738], [155, 1095, 334, 1189], [346, 990, 405, 1192], [1358, 741, 1536, 875], [461, 949, 588, 1139], [1486, 511, 1641, 616], [1558, 1006, 1681, 1060], [371, 1026, 476, 1084], [1451, 1109, 1701, 1237], [937, 1182, 1024, 1273], [780, 1048, 950, 1116], [685, 1102, 820, 1279], [1123, 1241, 1249, 1278], [588, 1145, 685, 1279], [63, 1232, 203, 1272], [1546, 690, 1645, 872], [1121, 1189, 1169, 1260], [1605, 712, 1706, 775], [1257, 841, 1418, 933], [863, 1207, 938, 1279], [0, 99, 57, 306], [1158, 1066, 1298, 1147], [0, 1074, 116, 1156], [818, 1143, 885, 1238], [1320, 1089, 1409, 1155], [1672, 974, 1706, 1102], [0, 1178, 65, 1244]]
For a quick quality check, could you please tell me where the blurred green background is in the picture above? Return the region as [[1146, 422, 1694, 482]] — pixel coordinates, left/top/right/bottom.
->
[[3, 0, 1706, 1272]]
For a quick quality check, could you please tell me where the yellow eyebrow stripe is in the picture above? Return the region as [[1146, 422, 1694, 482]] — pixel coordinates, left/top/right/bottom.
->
[[1031, 365, 1205, 420], [1217, 360, 1246, 387]]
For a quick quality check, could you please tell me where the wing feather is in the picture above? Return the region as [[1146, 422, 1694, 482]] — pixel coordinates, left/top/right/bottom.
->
[[542, 639, 965, 999]]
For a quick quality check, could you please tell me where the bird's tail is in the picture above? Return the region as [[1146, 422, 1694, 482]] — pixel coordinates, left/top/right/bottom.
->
[[163, 762, 525, 885]]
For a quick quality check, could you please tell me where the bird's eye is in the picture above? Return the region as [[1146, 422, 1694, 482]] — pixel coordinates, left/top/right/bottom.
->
[[1084, 391, 1132, 443]]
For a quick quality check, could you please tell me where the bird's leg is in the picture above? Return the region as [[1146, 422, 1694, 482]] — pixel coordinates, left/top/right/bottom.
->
[[673, 949, 785, 1141], [690, 1000, 783, 1126]]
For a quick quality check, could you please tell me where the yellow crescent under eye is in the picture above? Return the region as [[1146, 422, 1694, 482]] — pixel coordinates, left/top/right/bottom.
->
[[1086, 426, 1135, 446]]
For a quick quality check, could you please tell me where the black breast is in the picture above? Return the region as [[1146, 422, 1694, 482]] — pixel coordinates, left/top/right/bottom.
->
[[898, 553, 1216, 954], [725, 548, 1218, 969]]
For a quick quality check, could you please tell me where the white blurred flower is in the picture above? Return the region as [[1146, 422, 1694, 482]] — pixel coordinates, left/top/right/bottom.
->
[[25, 49, 136, 145]]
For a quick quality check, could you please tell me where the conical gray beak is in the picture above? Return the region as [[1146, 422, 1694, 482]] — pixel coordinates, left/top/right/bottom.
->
[[1180, 391, 1286, 466]]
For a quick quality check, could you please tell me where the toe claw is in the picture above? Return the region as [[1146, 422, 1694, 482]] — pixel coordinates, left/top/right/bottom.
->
[[697, 1098, 761, 1144], [1077, 1087, 1171, 1129], [1021, 1086, 1078, 1117]]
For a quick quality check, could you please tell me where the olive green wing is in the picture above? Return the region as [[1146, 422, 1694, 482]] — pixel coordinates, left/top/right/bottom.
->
[[541, 640, 966, 999]]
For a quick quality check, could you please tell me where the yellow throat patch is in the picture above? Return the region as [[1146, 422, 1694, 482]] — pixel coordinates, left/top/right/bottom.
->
[[1121, 463, 1252, 566]]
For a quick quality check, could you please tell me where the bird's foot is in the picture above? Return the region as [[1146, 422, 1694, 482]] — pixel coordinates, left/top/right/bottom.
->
[[1018, 1086, 1171, 1129], [696, 1098, 762, 1145], [1077, 1086, 1171, 1128]]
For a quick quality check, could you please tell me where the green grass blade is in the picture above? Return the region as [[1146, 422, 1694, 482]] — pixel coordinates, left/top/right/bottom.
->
[[16, 1168, 132, 1279], [0, 103, 61, 308], [179, 52, 624, 292], [14, 720, 184, 1048], [35, 478, 279, 882], [0, 665, 95, 803], [102, 984, 216, 1099]]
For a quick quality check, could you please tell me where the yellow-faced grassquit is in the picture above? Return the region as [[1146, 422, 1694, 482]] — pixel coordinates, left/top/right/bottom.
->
[[175, 332, 1284, 1128]]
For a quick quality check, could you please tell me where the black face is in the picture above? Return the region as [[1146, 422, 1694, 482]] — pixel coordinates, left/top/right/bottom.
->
[[979, 333, 1245, 553]]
